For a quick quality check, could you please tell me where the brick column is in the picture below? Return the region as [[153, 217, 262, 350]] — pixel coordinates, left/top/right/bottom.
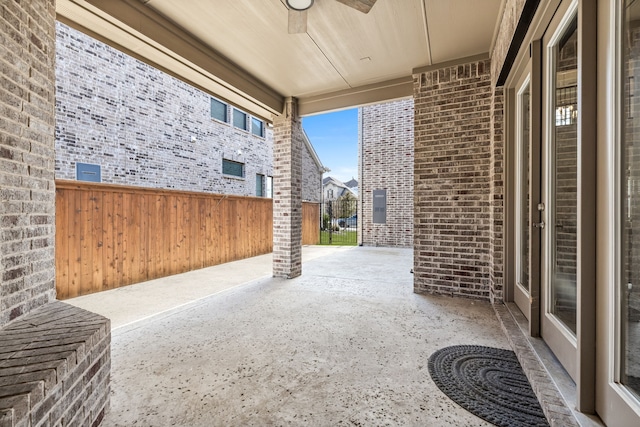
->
[[0, 3, 111, 425], [413, 59, 493, 299], [0, 0, 57, 326], [272, 97, 303, 278]]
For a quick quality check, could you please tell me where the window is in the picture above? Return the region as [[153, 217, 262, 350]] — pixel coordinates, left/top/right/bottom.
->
[[222, 159, 244, 177], [251, 117, 264, 137], [516, 79, 531, 292], [256, 174, 264, 197], [76, 162, 101, 182], [210, 98, 227, 122], [266, 176, 273, 198], [550, 14, 578, 334], [555, 85, 577, 126], [233, 109, 247, 130]]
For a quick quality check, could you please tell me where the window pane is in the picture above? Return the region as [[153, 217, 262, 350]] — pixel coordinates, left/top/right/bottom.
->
[[621, 0, 640, 400], [251, 117, 264, 137], [211, 98, 227, 122], [233, 109, 247, 130], [517, 84, 531, 291], [223, 159, 244, 177], [266, 176, 273, 198], [256, 174, 264, 197], [551, 16, 578, 334]]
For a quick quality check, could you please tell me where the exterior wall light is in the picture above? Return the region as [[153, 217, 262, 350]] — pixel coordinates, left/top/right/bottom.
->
[[286, 0, 314, 11]]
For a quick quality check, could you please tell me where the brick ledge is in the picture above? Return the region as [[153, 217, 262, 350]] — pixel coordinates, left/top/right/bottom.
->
[[0, 301, 110, 427]]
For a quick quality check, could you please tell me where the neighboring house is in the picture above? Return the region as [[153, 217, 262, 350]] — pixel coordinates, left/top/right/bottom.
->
[[322, 176, 356, 202], [55, 22, 324, 202], [343, 178, 359, 196], [301, 131, 325, 203], [358, 99, 414, 248]]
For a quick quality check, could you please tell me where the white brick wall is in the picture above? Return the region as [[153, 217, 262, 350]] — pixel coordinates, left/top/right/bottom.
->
[[359, 99, 414, 248], [54, 22, 322, 201], [302, 136, 322, 203]]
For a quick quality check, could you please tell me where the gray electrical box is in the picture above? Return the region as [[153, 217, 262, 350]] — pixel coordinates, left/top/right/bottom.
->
[[76, 162, 102, 183], [373, 189, 386, 224]]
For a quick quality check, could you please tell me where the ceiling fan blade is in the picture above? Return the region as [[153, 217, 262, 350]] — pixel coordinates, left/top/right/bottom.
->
[[288, 9, 308, 33], [336, 0, 377, 13]]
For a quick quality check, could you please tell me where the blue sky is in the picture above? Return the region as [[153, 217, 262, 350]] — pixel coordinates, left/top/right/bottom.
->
[[302, 108, 358, 184]]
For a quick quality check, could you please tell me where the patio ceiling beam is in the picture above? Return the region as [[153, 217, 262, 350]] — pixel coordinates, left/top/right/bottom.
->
[[70, 0, 284, 118], [297, 76, 413, 116]]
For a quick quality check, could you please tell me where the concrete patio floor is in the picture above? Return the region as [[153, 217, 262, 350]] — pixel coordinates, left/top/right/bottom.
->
[[68, 246, 512, 426]]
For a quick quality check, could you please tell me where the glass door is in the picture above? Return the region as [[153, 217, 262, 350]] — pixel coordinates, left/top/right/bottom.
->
[[600, 0, 640, 423], [540, 0, 579, 380], [598, 0, 640, 423]]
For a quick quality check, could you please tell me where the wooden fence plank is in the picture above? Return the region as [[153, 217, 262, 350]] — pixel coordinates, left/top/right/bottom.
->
[[169, 194, 178, 276], [67, 188, 82, 298], [177, 195, 186, 272], [78, 188, 93, 297], [101, 191, 114, 292], [121, 191, 134, 286], [55, 187, 69, 299], [90, 190, 104, 294], [139, 193, 149, 283], [156, 194, 166, 278], [197, 197, 206, 269], [161, 194, 171, 279], [134, 192, 144, 282], [113, 191, 124, 290], [214, 196, 224, 265], [302, 203, 320, 245]]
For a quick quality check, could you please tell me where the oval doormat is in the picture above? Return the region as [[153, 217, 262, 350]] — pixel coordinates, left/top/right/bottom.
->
[[428, 345, 549, 427]]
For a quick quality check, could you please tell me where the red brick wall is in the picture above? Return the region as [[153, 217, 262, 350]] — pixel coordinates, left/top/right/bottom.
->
[[413, 59, 495, 299]]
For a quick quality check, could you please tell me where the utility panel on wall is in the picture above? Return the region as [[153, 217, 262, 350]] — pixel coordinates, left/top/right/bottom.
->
[[76, 162, 102, 183], [373, 189, 386, 224]]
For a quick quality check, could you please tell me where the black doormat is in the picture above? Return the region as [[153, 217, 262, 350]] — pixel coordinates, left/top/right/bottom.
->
[[428, 345, 549, 427]]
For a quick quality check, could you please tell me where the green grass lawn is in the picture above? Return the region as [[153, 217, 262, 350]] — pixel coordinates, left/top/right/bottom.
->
[[319, 230, 358, 246]]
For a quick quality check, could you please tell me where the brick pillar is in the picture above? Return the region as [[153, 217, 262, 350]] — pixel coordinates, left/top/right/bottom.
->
[[0, 4, 111, 426], [272, 97, 303, 278], [0, 0, 57, 327], [413, 59, 493, 299]]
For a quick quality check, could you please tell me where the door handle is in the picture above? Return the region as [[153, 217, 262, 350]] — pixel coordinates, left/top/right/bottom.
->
[[532, 221, 545, 229]]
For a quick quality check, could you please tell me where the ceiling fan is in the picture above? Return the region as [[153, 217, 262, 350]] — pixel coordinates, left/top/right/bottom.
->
[[286, 0, 378, 34]]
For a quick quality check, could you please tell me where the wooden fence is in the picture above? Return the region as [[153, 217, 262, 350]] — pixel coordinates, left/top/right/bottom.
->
[[302, 202, 320, 246], [55, 181, 320, 299]]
